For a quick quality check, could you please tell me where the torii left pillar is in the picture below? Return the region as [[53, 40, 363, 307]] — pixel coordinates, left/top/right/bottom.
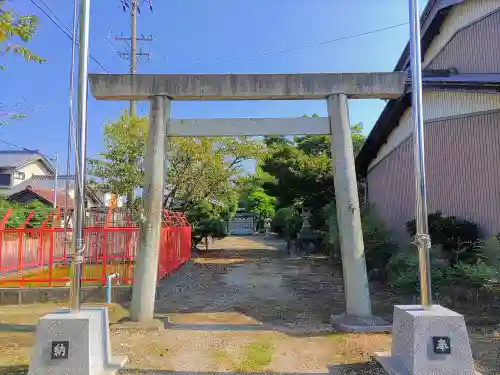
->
[[130, 95, 170, 322]]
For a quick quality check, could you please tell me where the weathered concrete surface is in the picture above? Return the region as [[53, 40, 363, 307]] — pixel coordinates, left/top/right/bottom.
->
[[130, 96, 170, 323], [327, 94, 372, 319], [88, 72, 407, 101], [168, 117, 330, 136]]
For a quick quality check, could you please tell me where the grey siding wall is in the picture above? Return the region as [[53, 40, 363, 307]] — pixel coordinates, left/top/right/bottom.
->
[[428, 9, 500, 72], [367, 111, 500, 240]]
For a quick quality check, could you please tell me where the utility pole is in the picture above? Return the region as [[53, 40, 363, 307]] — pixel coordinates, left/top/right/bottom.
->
[[117, 0, 153, 117]]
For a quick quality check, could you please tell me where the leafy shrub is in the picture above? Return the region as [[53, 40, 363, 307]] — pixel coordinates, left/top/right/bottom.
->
[[186, 200, 227, 248], [325, 203, 397, 279], [387, 246, 452, 293], [387, 243, 499, 295], [478, 236, 500, 266], [0, 198, 53, 228], [450, 262, 498, 289], [271, 207, 301, 238], [406, 212, 480, 264], [361, 208, 398, 278], [191, 218, 227, 249]]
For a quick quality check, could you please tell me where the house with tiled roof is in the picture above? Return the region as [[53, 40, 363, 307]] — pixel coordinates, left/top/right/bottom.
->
[[0, 150, 54, 193], [0, 150, 101, 208], [355, 0, 500, 240]]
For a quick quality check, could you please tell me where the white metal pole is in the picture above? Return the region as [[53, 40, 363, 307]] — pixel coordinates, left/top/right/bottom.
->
[[408, 0, 432, 308], [70, 0, 91, 312], [53, 153, 59, 208]]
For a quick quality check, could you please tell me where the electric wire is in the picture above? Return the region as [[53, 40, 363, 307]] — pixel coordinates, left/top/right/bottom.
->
[[0, 138, 35, 151], [163, 22, 409, 62], [29, 0, 109, 72], [51, 0, 126, 65], [150, 9, 168, 64], [63, 0, 79, 245]]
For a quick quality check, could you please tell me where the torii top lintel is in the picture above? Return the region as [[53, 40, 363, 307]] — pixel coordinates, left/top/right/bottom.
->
[[88, 72, 407, 101]]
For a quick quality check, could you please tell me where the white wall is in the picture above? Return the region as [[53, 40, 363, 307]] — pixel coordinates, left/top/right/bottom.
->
[[368, 91, 500, 169], [367, 0, 500, 171], [423, 0, 500, 67], [13, 160, 52, 187]]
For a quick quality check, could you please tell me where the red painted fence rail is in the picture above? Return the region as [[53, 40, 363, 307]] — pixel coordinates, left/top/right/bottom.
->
[[0, 207, 191, 287]]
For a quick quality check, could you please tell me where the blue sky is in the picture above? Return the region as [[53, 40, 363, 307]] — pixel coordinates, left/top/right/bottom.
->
[[1, 0, 427, 171]]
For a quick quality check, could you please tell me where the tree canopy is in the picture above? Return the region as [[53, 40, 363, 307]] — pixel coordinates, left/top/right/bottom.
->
[[88, 113, 147, 201], [259, 122, 366, 211], [89, 113, 264, 212], [0, 1, 45, 70]]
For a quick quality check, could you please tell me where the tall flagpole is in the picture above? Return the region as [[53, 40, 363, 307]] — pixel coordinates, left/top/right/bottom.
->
[[70, 0, 91, 312], [408, 0, 432, 308]]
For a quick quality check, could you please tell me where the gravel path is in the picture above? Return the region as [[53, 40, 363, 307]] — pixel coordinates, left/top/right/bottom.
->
[[114, 236, 391, 374]]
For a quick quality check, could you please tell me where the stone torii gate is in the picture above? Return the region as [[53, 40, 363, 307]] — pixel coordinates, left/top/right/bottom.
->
[[89, 72, 406, 331]]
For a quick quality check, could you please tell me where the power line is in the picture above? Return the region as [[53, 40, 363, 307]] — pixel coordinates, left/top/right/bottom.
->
[[0, 138, 38, 152], [51, 0, 125, 64], [29, 0, 109, 72], [151, 9, 167, 64], [165, 22, 410, 62]]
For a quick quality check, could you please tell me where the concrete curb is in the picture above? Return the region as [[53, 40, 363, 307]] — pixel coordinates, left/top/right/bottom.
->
[[0, 286, 131, 305], [110, 318, 165, 332]]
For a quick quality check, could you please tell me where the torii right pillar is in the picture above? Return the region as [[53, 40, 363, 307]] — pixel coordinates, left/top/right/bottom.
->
[[328, 93, 391, 332]]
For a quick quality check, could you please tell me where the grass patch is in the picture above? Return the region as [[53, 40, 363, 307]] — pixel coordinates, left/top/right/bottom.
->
[[234, 340, 274, 372], [146, 342, 171, 358], [212, 348, 233, 365]]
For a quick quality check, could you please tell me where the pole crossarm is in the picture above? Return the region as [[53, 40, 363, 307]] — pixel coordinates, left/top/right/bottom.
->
[[88, 72, 407, 101], [167, 117, 330, 137]]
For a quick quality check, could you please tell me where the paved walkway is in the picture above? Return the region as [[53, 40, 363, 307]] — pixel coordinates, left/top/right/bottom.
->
[[115, 236, 391, 374]]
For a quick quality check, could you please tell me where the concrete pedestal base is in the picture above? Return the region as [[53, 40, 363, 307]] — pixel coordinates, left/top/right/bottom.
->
[[331, 312, 392, 333], [375, 305, 480, 375], [28, 307, 127, 375]]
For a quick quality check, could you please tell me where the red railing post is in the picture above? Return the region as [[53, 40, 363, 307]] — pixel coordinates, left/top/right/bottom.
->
[[102, 207, 113, 286], [46, 210, 55, 287], [17, 209, 36, 285], [0, 208, 12, 273], [39, 211, 52, 274]]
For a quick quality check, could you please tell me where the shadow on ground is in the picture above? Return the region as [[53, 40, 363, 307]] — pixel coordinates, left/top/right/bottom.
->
[[0, 361, 386, 375], [154, 238, 345, 338], [116, 360, 386, 375], [0, 324, 35, 333]]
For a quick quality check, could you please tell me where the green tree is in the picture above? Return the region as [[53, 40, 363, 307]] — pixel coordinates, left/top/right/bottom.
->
[[235, 166, 275, 202], [242, 188, 276, 228], [1, 2, 45, 125], [89, 112, 264, 212], [88, 113, 147, 204], [260, 119, 366, 210], [261, 140, 333, 211], [164, 136, 263, 211], [0, 1, 45, 70]]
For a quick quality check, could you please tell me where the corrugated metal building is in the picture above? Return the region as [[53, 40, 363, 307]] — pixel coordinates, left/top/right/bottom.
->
[[355, 0, 500, 240]]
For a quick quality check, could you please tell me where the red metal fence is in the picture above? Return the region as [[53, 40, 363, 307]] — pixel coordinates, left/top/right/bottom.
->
[[0, 207, 191, 287]]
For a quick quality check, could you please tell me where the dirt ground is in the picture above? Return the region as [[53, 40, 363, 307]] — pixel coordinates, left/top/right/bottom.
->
[[0, 235, 498, 374]]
